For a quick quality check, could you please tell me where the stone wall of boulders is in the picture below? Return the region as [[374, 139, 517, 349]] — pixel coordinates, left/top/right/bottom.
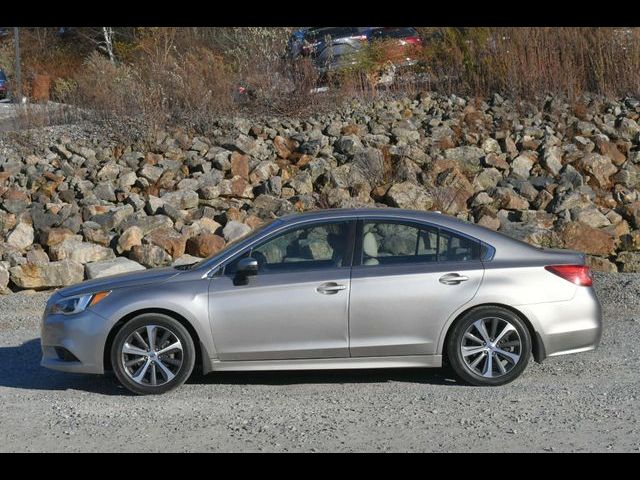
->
[[1, 91, 640, 293]]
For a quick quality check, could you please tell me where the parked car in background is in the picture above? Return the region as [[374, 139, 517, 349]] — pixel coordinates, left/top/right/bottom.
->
[[0, 70, 7, 100], [287, 27, 371, 75], [285, 27, 425, 86], [40, 209, 602, 395], [365, 27, 423, 67]]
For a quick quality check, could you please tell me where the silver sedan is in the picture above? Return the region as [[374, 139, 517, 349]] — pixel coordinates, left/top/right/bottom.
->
[[41, 208, 602, 395]]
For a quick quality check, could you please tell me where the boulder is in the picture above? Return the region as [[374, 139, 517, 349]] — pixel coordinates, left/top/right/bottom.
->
[[172, 254, 203, 267], [129, 244, 172, 268], [0, 264, 9, 293], [85, 257, 146, 279], [185, 233, 226, 258], [223, 221, 252, 243], [49, 237, 116, 264], [144, 227, 187, 258], [117, 226, 143, 254], [6, 222, 34, 251], [161, 189, 199, 210], [386, 182, 434, 211], [444, 146, 484, 175], [560, 222, 616, 256], [9, 259, 84, 289]]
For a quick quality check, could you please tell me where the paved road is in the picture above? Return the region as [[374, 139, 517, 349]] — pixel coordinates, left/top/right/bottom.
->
[[0, 274, 639, 452]]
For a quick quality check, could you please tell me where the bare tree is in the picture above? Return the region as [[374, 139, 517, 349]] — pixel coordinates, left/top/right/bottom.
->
[[102, 27, 115, 63]]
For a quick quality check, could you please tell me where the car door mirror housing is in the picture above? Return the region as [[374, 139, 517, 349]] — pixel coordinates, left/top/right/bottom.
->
[[233, 257, 258, 285], [237, 257, 259, 275]]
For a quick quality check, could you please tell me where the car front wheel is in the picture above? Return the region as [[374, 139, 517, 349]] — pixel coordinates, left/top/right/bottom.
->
[[111, 313, 196, 395], [447, 306, 531, 386]]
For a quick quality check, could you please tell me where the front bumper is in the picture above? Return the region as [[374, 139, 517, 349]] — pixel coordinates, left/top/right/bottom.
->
[[40, 308, 109, 374], [517, 286, 603, 360]]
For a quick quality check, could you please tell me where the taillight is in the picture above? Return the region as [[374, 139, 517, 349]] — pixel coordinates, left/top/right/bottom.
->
[[404, 36, 422, 45], [544, 265, 593, 286]]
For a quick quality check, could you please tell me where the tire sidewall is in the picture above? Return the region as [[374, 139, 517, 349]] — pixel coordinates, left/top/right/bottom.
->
[[111, 313, 196, 395], [447, 307, 531, 386]]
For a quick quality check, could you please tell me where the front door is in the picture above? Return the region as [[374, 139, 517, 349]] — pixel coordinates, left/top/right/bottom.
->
[[349, 219, 484, 357], [208, 220, 354, 361]]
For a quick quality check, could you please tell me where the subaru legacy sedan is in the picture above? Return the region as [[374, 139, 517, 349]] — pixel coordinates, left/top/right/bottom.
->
[[41, 209, 602, 395]]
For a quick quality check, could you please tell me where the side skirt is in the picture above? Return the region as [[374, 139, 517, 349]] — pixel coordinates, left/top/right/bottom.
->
[[207, 355, 442, 372]]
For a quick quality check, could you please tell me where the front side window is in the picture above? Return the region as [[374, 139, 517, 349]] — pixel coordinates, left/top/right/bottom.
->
[[361, 221, 480, 266], [226, 221, 350, 274]]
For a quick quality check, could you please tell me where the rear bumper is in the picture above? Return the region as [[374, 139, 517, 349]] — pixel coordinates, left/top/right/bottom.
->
[[516, 286, 602, 361]]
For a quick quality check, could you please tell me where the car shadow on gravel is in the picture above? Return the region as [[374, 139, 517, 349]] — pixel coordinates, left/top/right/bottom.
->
[[189, 367, 463, 387], [0, 338, 127, 396], [0, 338, 463, 395]]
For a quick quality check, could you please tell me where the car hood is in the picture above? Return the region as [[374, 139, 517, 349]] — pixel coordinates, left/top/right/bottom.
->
[[57, 266, 181, 298]]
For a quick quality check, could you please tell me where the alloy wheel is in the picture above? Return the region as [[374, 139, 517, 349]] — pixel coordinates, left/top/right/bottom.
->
[[121, 325, 184, 387], [460, 317, 522, 378]]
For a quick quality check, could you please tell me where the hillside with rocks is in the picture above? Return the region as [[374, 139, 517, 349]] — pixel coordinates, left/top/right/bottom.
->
[[1, 91, 640, 293]]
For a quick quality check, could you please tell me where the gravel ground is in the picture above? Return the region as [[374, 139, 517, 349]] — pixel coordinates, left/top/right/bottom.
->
[[0, 273, 639, 452]]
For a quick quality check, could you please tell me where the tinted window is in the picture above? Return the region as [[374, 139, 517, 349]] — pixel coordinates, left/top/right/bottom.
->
[[370, 27, 418, 39], [361, 221, 480, 266], [226, 221, 350, 274], [361, 221, 438, 266], [438, 229, 481, 262], [306, 27, 363, 43]]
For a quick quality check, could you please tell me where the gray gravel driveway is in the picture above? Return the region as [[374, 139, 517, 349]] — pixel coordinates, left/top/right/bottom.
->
[[0, 273, 638, 452]]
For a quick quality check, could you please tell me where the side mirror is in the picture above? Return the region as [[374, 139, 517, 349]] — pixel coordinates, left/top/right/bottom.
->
[[233, 257, 258, 285]]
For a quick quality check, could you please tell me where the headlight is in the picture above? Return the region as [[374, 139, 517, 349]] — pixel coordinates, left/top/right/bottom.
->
[[49, 291, 111, 315]]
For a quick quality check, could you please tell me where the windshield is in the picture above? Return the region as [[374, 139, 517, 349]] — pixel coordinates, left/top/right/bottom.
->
[[179, 218, 279, 270]]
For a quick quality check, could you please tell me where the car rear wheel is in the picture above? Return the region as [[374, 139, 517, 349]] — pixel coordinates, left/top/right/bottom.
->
[[447, 306, 531, 386], [111, 313, 195, 395]]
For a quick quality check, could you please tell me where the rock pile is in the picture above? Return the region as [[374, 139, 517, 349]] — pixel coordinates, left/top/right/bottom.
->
[[1, 92, 640, 292]]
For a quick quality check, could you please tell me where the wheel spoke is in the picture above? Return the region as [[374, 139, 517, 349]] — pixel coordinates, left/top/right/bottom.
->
[[155, 358, 176, 382], [464, 332, 484, 344], [150, 363, 157, 386], [495, 353, 507, 374], [473, 319, 491, 343], [132, 358, 151, 382], [462, 345, 486, 357], [494, 348, 520, 364], [156, 341, 182, 356], [482, 351, 494, 377], [469, 352, 486, 369], [133, 331, 149, 350], [494, 323, 515, 344], [146, 325, 157, 351], [122, 343, 149, 357]]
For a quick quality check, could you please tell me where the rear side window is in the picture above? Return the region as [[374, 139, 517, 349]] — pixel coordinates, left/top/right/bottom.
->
[[438, 229, 481, 262], [370, 27, 418, 39], [360, 221, 480, 266]]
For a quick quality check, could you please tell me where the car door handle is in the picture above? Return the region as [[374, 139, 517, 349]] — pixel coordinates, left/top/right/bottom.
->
[[316, 282, 347, 294], [439, 273, 469, 285]]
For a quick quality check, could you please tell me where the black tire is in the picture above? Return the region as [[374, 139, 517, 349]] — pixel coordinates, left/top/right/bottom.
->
[[111, 313, 196, 395], [446, 306, 531, 386]]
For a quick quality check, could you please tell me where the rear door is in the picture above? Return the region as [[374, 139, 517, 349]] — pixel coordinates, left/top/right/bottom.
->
[[348, 219, 484, 357]]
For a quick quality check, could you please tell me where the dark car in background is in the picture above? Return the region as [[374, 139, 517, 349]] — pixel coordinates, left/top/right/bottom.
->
[[366, 27, 423, 67], [286, 27, 424, 77], [0, 70, 7, 100]]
